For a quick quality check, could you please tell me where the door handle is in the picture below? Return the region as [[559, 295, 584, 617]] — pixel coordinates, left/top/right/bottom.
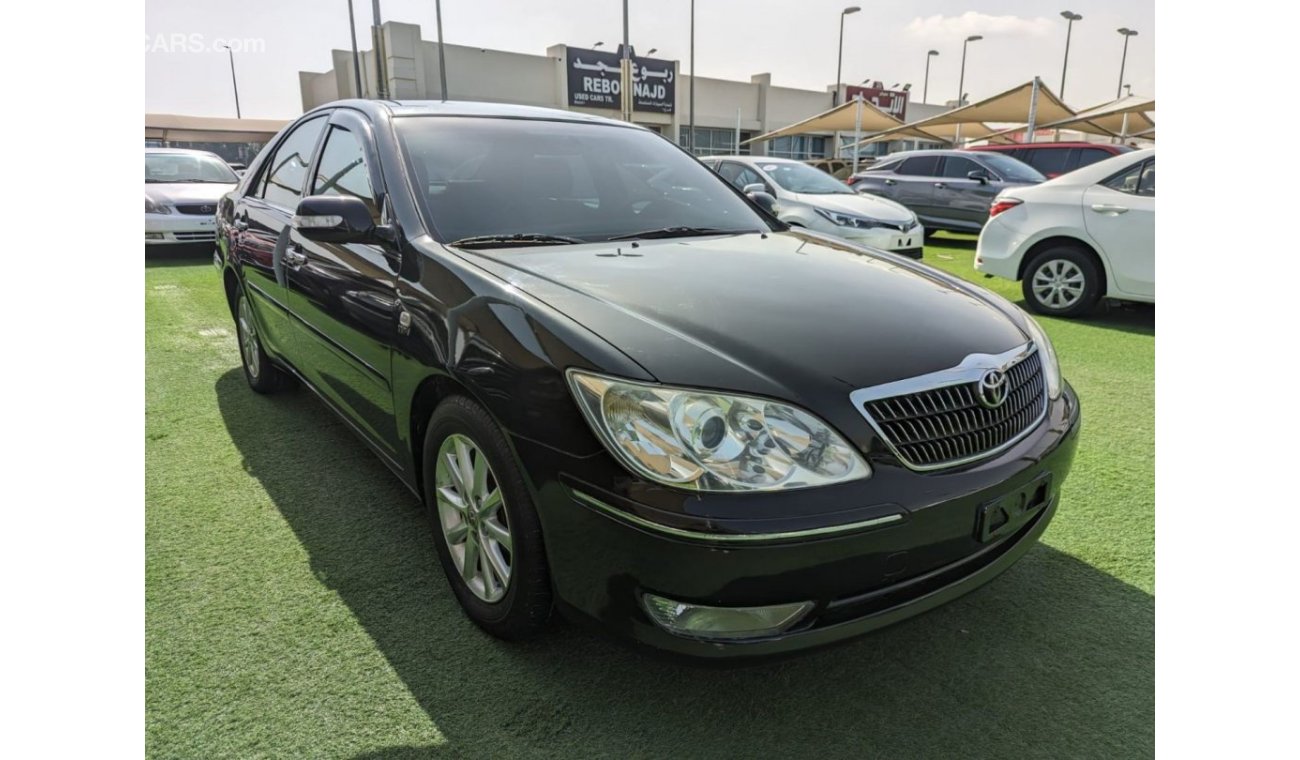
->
[[1091, 204, 1129, 214], [934, 182, 947, 189], [884, 179, 897, 186], [284, 248, 307, 268]]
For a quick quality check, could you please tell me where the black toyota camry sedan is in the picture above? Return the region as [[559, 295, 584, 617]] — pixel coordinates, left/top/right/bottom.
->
[[215, 100, 1080, 660]]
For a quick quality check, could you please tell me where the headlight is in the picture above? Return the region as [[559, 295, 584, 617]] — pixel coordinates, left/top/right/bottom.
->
[[145, 196, 171, 215], [1019, 312, 1062, 400], [567, 370, 870, 492], [813, 208, 888, 230]]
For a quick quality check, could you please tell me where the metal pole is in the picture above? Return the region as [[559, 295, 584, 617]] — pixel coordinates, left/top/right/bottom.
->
[[1025, 77, 1039, 144], [923, 52, 933, 104], [222, 46, 241, 118], [955, 40, 968, 147], [834, 13, 845, 107], [852, 95, 862, 174], [689, 0, 695, 153], [1060, 17, 1074, 100], [346, 0, 364, 98], [435, 0, 448, 99], [1117, 29, 1137, 99], [735, 107, 741, 156], [371, 0, 387, 99], [621, 0, 632, 122]]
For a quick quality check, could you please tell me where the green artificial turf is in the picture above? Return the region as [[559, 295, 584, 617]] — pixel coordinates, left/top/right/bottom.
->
[[146, 236, 1153, 758]]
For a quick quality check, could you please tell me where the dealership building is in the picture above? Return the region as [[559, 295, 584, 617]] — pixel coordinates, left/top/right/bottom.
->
[[299, 20, 948, 159]]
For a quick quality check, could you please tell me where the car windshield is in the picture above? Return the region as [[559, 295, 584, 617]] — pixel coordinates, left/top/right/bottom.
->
[[977, 153, 1046, 183], [762, 161, 854, 194], [395, 117, 772, 245], [145, 153, 238, 183]]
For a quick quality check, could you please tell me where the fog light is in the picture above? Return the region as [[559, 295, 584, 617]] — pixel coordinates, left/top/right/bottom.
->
[[641, 593, 813, 641], [145, 233, 164, 240]]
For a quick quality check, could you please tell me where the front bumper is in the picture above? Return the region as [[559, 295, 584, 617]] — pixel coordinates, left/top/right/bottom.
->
[[840, 224, 925, 259], [525, 386, 1081, 660], [145, 213, 218, 245]]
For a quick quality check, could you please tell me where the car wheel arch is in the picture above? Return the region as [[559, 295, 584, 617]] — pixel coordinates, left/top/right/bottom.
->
[[1017, 235, 1108, 296]]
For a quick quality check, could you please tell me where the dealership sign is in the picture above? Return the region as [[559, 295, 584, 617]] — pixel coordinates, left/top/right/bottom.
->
[[845, 84, 909, 121], [566, 46, 675, 114]]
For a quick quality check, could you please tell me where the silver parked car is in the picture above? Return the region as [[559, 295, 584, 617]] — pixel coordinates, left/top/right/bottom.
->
[[848, 149, 1044, 237], [145, 148, 239, 248], [701, 156, 924, 258]]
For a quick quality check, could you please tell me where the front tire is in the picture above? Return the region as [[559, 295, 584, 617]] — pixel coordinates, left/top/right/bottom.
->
[[1021, 245, 1103, 318], [422, 396, 552, 640], [235, 288, 293, 393]]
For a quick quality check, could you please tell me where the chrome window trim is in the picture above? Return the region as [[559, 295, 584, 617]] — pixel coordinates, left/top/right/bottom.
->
[[850, 341, 1048, 472], [571, 489, 904, 544]]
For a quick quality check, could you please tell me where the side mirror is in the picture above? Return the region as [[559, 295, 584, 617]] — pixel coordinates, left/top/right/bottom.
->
[[292, 195, 376, 243], [747, 190, 780, 216], [742, 182, 767, 195], [967, 170, 991, 185]]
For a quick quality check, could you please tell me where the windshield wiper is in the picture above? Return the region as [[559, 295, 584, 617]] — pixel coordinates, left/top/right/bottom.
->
[[605, 226, 751, 241], [449, 233, 585, 249]]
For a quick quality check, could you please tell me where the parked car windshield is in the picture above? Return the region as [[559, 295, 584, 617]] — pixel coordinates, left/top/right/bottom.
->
[[145, 153, 238, 183], [977, 153, 1046, 183], [395, 117, 773, 244], [763, 162, 854, 195]]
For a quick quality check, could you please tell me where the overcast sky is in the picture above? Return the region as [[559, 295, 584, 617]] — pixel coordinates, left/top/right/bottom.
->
[[145, 0, 1154, 120]]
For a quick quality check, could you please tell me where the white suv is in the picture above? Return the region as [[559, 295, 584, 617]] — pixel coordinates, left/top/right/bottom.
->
[[976, 149, 1154, 318]]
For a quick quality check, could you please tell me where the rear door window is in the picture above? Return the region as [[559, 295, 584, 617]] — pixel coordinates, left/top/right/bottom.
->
[[897, 156, 940, 177], [1024, 148, 1071, 177]]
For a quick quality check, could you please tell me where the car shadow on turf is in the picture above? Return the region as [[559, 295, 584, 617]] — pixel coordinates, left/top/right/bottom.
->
[[215, 369, 1153, 759]]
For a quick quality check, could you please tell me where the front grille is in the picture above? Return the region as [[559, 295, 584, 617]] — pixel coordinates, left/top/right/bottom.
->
[[173, 231, 215, 241], [862, 349, 1046, 470], [174, 203, 217, 216]]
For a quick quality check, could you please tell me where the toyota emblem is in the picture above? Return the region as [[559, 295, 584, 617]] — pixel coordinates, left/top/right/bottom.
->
[[976, 369, 1009, 409]]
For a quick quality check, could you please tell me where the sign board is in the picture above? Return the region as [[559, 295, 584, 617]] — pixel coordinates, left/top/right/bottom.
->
[[845, 85, 909, 121], [565, 46, 676, 114]]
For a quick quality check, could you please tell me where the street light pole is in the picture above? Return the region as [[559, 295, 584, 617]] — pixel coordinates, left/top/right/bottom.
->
[[689, 0, 695, 153], [435, 0, 448, 99], [621, 0, 631, 122], [954, 34, 981, 146], [833, 6, 861, 107], [1059, 11, 1082, 101], [923, 50, 938, 104], [346, 0, 364, 97], [371, 0, 388, 99], [221, 45, 241, 118], [1116, 28, 1138, 99]]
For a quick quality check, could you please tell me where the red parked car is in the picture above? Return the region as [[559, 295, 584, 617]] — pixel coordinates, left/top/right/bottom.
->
[[965, 142, 1132, 179]]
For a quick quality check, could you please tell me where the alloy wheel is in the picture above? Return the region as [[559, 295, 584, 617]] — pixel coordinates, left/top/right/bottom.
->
[[1030, 258, 1086, 310], [435, 433, 513, 603], [238, 295, 260, 379]]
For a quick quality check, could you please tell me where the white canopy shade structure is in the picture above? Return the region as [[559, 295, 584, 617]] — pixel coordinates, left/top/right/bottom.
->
[[976, 94, 1155, 142], [741, 97, 906, 146], [847, 78, 1074, 149], [852, 121, 1013, 145], [740, 97, 912, 174]]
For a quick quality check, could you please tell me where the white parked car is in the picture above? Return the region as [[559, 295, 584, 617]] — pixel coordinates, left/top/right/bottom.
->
[[145, 148, 239, 248], [976, 148, 1154, 317], [701, 156, 924, 258]]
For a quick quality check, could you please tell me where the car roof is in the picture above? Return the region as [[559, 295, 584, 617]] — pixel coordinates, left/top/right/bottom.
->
[[873, 149, 970, 160], [966, 142, 1125, 151], [305, 99, 643, 131], [699, 156, 804, 166]]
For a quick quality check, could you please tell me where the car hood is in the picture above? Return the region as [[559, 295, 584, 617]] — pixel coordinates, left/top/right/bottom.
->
[[144, 183, 235, 205], [458, 231, 1028, 403], [789, 192, 915, 224]]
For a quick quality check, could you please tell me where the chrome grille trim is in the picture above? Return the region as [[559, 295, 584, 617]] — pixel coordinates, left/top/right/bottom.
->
[[849, 342, 1048, 471]]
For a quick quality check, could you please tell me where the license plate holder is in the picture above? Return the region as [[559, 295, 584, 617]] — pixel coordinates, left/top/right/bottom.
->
[[976, 472, 1052, 543]]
